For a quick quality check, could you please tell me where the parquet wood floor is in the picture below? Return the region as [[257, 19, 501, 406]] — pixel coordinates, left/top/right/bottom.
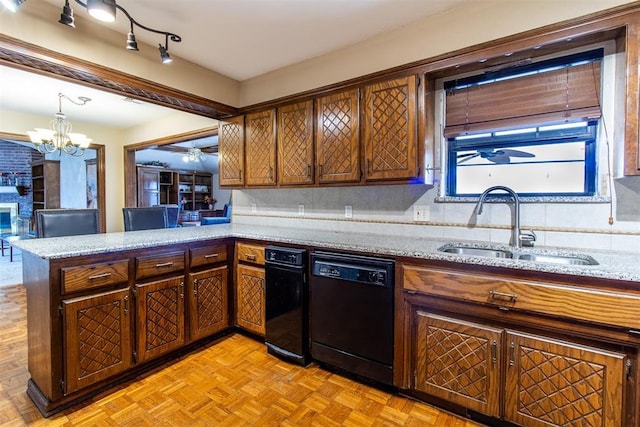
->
[[0, 284, 483, 426]]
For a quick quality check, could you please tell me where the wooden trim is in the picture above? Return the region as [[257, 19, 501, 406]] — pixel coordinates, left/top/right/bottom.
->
[[0, 34, 238, 119], [624, 21, 640, 175]]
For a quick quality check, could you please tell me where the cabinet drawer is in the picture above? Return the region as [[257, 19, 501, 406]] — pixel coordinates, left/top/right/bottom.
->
[[62, 260, 129, 294], [403, 265, 640, 329], [190, 245, 227, 268], [136, 251, 185, 280], [236, 242, 265, 265]]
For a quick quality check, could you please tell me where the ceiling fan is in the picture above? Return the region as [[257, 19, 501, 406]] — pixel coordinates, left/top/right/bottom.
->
[[457, 148, 535, 164]]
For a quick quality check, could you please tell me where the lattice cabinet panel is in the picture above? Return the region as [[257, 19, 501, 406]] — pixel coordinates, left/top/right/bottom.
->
[[315, 89, 361, 183], [235, 264, 265, 336], [504, 331, 625, 427], [219, 116, 245, 186], [135, 276, 184, 363], [245, 109, 277, 186], [277, 101, 314, 185], [415, 312, 503, 417], [363, 76, 418, 181], [63, 288, 132, 394], [188, 266, 228, 341]]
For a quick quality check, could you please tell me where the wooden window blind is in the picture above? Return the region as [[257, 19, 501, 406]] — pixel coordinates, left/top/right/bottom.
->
[[444, 61, 602, 138]]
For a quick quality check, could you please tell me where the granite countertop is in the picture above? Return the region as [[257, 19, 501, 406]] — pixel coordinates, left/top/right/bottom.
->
[[13, 223, 640, 283]]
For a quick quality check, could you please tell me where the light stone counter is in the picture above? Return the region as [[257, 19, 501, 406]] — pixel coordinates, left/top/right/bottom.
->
[[13, 223, 640, 283]]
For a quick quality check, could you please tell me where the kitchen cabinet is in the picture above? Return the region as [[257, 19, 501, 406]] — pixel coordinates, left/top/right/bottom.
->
[[31, 160, 60, 211], [245, 109, 277, 186], [235, 241, 266, 336], [219, 116, 245, 187], [624, 21, 640, 176], [277, 100, 314, 185], [315, 89, 360, 183], [187, 244, 229, 341], [362, 75, 418, 181], [401, 264, 636, 427], [62, 288, 132, 394]]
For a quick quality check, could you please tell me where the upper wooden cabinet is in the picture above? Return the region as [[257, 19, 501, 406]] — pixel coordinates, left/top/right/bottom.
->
[[218, 116, 245, 187], [245, 109, 277, 186], [315, 89, 361, 183], [277, 101, 314, 185], [362, 75, 418, 181]]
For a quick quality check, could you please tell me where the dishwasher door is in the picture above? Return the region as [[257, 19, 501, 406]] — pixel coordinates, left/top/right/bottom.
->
[[309, 251, 394, 385]]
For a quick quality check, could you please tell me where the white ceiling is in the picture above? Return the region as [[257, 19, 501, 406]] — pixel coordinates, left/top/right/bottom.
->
[[1, 0, 469, 131]]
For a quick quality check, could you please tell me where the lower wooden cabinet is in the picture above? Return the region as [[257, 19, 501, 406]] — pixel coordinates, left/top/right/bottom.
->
[[235, 264, 265, 336], [412, 310, 626, 426], [134, 276, 185, 363], [62, 288, 133, 394], [187, 266, 229, 341]]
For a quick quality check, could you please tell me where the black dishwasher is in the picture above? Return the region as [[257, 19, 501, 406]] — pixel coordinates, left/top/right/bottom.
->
[[265, 245, 309, 366], [309, 251, 394, 385]]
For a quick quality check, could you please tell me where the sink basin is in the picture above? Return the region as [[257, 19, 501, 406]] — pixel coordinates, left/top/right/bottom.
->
[[517, 253, 598, 266], [439, 245, 513, 259]]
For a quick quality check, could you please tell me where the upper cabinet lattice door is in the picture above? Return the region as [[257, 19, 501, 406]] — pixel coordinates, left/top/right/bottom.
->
[[277, 101, 314, 185], [363, 76, 418, 181], [218, 116, 245, 187], [315, 89, 360, 184], [245, 109, 277, 186]]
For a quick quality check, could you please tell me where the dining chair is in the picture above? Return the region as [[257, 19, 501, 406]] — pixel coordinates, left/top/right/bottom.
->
[[35, 208, 100, 238], [122, 206, 168, 231]]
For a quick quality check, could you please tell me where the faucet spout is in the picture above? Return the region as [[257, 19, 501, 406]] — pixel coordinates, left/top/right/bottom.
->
[[475, 186, 533, 249]]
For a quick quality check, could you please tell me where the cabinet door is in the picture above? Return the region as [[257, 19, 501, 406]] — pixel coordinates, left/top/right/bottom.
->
[[363, 75, 418, 181], [505, 331, 625, 427], [245, 109, 277, 186], [63, 288, 132, 394], [315, 89, 360, 183], [235, 264, 265, 336], [415, 312, 503, 417], [135, 276, 185, 363], [277, 101, 314, 185], [187, 266, 229, 341], [219, 116, 245, 186], [137, 167, 160, 207]]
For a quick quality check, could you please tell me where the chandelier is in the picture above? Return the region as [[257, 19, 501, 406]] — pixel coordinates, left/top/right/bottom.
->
[[27, 93, 93, 157], [183, 147, 204, 163]]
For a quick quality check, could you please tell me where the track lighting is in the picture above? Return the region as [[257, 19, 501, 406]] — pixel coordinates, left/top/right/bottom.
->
[[54, 0, 181, 64], [0, 0, 25, 12], [58, 0, 75, 27]]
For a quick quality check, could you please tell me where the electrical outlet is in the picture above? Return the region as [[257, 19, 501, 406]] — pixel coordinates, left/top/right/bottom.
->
[[345, 205, 352, 218], [251, 203, 257, 213], [413, 205, 430, 222], [298, 204, 305, 216]]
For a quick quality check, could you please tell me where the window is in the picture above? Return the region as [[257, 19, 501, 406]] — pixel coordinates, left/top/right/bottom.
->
[[443, 49, 603, 197]]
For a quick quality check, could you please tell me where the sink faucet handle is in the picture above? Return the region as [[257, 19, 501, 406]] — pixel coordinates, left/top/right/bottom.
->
[[519, 229, 537, 247]]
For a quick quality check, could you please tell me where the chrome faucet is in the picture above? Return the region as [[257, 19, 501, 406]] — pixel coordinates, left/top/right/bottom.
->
[[475, 185, 536, 249]]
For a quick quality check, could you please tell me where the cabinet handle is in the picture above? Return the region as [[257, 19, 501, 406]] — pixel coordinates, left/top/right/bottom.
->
[[193, 278, 199, 296], [367, 159, 371, 173], [491, 340, 497, 364], [269, 166, 273, 180], [509, 342, 515, 366], [155, 262, 174, 268], [123, 295, 129, 315], [204, 253, 219, 259], [179, 281, 184, 299], [246, 254, 257, 261], [238, 170, 242, 180], [307, 165, 311, 177], [88, 272, 111, 280], [489, 290, 518, 302], [319, 164, 323, 177]]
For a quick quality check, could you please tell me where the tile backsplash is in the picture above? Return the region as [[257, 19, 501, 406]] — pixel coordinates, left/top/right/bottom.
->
[[232, 180, 640, 254]]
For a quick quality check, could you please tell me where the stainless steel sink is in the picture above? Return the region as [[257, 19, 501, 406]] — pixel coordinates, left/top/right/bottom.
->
[[438, 245, 513, 259], [517, 253, 598, 266]]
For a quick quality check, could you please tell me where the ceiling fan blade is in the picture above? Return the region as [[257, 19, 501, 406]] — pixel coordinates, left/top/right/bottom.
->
[[501, 149, 535, 158], [488, 153, 511, 164], [457, 152, 480, 164]]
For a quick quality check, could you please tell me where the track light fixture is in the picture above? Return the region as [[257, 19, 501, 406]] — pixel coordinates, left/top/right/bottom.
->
[[56, 0, 181, 64]]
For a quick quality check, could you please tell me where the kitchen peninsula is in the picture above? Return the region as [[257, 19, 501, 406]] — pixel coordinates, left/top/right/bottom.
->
[[14, 225, 640, 425]]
